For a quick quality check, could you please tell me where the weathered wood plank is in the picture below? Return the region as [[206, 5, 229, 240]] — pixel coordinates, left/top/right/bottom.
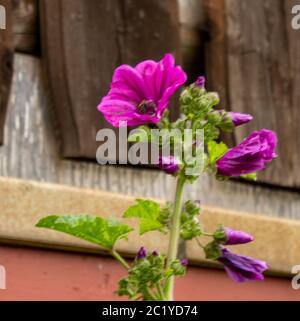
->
[[12, 0, 39, 54], [40, 0, 181, 159], [179, 0, 205, 83], [203, 0, 228, 106], [204, 0, 300, 188], [203, 0, 234, 146], [1, 54, 300, 222], [0, 0, 13, 145], [225, 0, 294, 186]]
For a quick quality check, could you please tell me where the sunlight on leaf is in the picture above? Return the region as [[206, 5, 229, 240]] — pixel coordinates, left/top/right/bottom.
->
[[36, 215, 133, 249], [123, 199, 163, 235]]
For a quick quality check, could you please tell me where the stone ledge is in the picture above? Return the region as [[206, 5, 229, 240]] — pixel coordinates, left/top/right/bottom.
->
[[0, 176, 299, 276]]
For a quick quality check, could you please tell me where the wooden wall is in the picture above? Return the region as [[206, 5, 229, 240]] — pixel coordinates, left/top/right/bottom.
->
[[0, 0, 299, 220], [1, 53, 300, 220], [204, 0, 300, 188]]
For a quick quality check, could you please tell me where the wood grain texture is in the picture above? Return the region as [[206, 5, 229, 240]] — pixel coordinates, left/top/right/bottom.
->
[[40, 0, 181, 159], [204, 0, 300, 188], [12, 0, 39, 54], [203, 0, 228, 106], [203, 0, 235, 147], [0, 0, 13, 146], [1, 54, 300, 222], [179, 0, 205, 83]]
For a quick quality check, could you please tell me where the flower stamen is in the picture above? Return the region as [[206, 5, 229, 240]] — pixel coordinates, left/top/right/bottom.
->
[[137, 100, 157, 115]]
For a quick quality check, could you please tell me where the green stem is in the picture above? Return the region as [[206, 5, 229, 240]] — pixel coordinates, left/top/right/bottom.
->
[[203, 232, 214, 237], [143, 287, 158, 301], [110, 249, 130, 270], [196, 237, 205, 249], [156, 283, 166, 301], [164, 176, 186, 301]]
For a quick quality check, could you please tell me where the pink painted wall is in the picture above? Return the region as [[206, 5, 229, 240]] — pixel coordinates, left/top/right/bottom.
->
[[0, 245, 299, 301]]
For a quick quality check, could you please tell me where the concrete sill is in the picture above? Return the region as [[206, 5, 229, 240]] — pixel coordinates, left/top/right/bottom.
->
[[0, 176, 299, 276]]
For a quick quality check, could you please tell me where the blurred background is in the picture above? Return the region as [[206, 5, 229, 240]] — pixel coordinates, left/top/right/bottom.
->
[[1, 0, 299, 218], [0, 0, 300, 300]]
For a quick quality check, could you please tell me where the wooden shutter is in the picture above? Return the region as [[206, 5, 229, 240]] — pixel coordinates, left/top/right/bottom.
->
[[40, 0, 181, 159], [204, 0, 300, 188], [0, 0, 13, 145]]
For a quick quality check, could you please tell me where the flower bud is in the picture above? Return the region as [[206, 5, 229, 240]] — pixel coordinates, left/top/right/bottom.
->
[[195, 76, 206, 88], [136, 247, 147, 259], [158, 156, 180, 174], [228, 112, 253, 126], [216, 129, 277, 177], [223, 228, 254, 245]]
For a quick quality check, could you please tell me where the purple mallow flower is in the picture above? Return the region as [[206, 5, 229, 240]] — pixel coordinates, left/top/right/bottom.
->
[[223, 228, 254, 245], [218, 248, 268, 282], [195, 76, 205, 88], [158, 156, 180, 174], [228, 112, 253, 126], [180, 258, 188, 266], [137, 247, 147, 259], [98, 53, 187, 127], [216, 129, 277, 177]]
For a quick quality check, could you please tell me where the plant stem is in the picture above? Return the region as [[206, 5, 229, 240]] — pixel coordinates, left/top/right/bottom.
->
[[156, 283, 166, 301], [164, 176, 186, 301], [143, 287, 158, 301], [196, 237, 205, 249], [203, 232, 214, 237], [110, 249, 130, 270]]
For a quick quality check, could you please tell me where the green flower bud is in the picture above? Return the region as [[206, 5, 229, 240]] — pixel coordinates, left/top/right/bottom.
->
[[170, 259, 186, 276], [204, 241, 222, 260]]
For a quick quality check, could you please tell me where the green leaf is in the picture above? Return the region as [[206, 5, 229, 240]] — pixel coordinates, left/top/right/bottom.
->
[[123, 199, 163, 235], [36, 215, 133, 249], [240, 172, 257, 181], [208, 141, 228, 164]]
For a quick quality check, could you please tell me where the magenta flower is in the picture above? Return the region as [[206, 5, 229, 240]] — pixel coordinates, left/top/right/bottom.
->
[[216, 129, 277, 177], [228, 112, 253, 126], [98, 54, 187, 127], [223, 228, 254, 245], [195, 76, 205, 88], [137, 247, 147, 260], [180, 258, 188, 266], [218, 248, 268, 282], [158, 156, 180, 174]]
